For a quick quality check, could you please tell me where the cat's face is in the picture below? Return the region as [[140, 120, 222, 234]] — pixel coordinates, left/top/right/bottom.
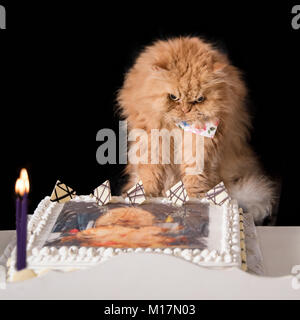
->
[[157, 63, 228, 128], [118, 37, 244, 131]]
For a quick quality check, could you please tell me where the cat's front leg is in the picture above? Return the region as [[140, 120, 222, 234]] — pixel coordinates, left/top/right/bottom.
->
[[124, 163, 165, 197], [138, 164, 166, 196], [182, 173, 212, 198]]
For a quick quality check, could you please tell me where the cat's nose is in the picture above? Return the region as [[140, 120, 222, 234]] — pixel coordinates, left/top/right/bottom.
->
[[181, 106, 191, 113]]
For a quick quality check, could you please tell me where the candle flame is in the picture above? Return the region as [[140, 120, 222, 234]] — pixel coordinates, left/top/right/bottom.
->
[[20, 168, 28, 181], [20, 168, 30, 193], [24, 179, 30, 193], [16, 168, 30, 195], [15, 178, 25, 196]]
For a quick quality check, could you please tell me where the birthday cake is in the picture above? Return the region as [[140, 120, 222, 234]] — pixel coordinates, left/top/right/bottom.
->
[[6, 180, 247, 281]]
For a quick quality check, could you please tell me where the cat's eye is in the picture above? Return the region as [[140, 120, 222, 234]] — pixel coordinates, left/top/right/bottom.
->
[[169, 94, 180, 101], [194, 96, 205, 104]]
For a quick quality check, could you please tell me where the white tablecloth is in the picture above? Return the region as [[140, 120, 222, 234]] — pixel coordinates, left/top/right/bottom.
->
[[0, 226, 300, 299]]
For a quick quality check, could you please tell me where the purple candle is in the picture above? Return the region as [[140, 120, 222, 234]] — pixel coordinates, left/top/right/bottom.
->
[[20, 192, 28, 269], [15, 169, 30, 271], [15, 178, 24, 270], [15, 195, 21, 269]]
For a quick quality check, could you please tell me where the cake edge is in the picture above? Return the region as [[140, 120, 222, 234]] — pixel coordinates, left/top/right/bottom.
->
[[6, 195, 244, 281]]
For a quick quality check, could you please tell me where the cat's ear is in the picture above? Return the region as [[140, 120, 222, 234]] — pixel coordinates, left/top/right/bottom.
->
[[150, 63, 169, 79], [213, 61, 227, 72], [151, 65, 164, 72], [151, 57, 169, 72], [151, 64, 169, 73]]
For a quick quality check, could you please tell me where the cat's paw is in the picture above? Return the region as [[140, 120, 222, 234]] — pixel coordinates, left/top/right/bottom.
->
[[185, 190, 206, 199]]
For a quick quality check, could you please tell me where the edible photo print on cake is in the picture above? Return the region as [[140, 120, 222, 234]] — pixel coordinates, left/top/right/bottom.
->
[[44, 201, 209, 249]]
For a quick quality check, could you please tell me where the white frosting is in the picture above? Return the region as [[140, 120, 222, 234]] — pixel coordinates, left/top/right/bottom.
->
[[7, 195, 243, 280], [163, 248, 172, 255], [192, 249, 201, 256], [181, 249, 192, 261], [200, 249, 209, 258]]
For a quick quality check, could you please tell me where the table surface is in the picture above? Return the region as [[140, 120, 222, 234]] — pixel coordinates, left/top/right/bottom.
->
[[0, 227, 300, 299]]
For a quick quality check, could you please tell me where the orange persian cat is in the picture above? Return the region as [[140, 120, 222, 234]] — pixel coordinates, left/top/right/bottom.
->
[[117, 37, 275, 223]]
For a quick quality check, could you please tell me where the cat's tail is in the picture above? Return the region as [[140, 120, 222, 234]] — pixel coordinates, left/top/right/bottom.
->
[[227, 175, 277, 224]]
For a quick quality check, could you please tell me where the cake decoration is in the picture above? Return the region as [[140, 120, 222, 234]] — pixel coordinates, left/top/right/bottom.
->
[[176, 119, 219, 138], [93, 180, 111, 206], [165, 215, 174, 222], [50, 180, 76, 203], [239, 208, 247, 271], [205, 181, 230, 206], [125, 180, 146, 204], [166, 180, 189, 206]]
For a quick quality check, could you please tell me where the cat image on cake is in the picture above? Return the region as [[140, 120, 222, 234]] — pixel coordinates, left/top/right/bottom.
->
[[59, 207, 185, 248], [117, 36, 276, 223], [45, 202, 208, 249]]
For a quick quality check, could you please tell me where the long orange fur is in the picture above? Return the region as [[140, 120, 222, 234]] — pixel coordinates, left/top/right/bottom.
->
[[118, 37, 275, 223]]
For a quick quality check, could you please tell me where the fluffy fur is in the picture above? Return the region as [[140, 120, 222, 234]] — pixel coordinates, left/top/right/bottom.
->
[[117, 37, 275, 223]]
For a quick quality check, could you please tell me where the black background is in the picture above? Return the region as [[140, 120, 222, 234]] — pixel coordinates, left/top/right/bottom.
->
[[1, 1, 299, 229]]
